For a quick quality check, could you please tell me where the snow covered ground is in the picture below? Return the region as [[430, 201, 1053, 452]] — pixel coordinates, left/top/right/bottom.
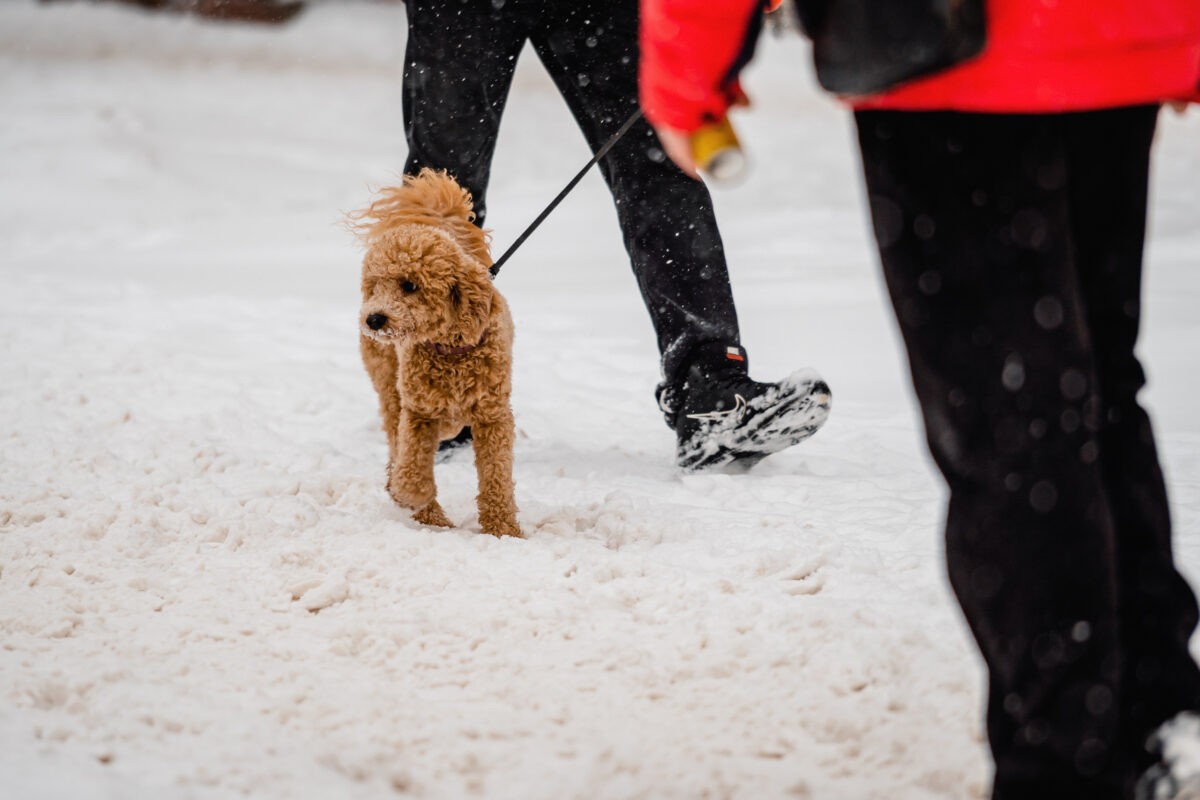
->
[[2, 2, 1199, 798]]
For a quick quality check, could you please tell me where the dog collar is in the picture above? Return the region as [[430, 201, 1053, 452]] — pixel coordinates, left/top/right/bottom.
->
[[418, 329, 489, 357]]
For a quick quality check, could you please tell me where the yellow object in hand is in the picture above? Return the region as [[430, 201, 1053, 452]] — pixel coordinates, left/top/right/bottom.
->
[[690, 117, 747, 184]]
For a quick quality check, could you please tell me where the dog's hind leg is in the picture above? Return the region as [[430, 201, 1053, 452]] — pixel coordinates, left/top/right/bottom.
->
[[472, 410, 522, 538], [389, 410, 453, 529]]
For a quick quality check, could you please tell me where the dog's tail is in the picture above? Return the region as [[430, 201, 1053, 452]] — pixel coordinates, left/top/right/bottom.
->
[[348, 169, 492, 268]]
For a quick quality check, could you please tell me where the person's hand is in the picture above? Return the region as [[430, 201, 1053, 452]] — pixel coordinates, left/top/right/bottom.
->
[[653, 125, 701, 180], [651, 87, 750, 181]]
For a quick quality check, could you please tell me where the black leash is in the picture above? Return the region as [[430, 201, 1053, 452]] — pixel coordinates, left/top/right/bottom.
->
[[489, 108, 644, 278]]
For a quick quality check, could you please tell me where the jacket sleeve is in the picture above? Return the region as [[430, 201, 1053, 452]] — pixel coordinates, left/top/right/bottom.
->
[[639, 0, 764, 132]]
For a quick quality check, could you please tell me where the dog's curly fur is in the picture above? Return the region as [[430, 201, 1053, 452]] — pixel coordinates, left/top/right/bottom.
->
[[352, 169, 520, 538]]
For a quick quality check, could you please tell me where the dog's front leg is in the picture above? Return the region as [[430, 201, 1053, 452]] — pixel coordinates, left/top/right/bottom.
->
[[361, 335, 404, 486], [361, 336, 402, 453], [472, 411, 522, 538], [389, 410, 452, 529]]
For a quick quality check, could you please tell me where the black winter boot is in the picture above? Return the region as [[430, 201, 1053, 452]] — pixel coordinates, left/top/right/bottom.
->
[[1137, 713, 1200, 800], [659, 344, 831, 471], [436, 426, 473, 463]]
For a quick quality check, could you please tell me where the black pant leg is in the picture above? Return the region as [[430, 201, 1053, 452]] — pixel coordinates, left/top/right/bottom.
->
[[528, 0, 742, 388], [402, 0, 530, 224], [1064, 106, 1200, 762], [855, 109, 1134, 799]]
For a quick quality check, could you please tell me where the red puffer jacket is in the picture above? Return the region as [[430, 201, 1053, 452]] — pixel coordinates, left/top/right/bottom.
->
[[639, 0, 1200, 132]]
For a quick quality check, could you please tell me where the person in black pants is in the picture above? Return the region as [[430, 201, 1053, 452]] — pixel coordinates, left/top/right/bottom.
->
[[402, 0, 831, 470], [640, 0, 1200, 794], [855, 106, 1200, 799]]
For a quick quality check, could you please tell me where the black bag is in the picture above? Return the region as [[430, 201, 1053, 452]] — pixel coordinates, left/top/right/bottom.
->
[[794, 0, 986, 96]]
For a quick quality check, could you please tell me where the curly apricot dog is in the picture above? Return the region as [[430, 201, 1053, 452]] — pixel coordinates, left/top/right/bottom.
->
[[353, 169, 521, 538]]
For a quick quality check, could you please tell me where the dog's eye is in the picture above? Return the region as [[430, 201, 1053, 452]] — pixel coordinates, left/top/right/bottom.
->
[[400, 280, 419, 294]]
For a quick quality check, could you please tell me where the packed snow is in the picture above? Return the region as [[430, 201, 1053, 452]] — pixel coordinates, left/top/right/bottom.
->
[[2, 2, 1199, 798]]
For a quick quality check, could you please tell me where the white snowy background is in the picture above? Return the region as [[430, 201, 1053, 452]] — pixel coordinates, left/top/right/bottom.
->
[[2, 2, 1199, 798]]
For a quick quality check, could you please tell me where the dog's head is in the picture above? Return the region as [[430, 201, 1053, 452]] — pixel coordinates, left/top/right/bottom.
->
[[359, 227, 494, 347], [351, 170, 495, 347]]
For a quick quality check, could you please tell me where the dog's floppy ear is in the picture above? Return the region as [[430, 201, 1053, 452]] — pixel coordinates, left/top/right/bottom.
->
[[447, 267, 493, 344]]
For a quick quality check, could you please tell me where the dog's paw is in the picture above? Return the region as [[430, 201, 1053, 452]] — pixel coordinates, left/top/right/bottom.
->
[[480, 513, 523, 539], [413, 501, 453, 529], [387, 476, 434, 511]]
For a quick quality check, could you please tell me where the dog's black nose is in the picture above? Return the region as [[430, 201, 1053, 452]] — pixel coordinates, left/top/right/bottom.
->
[[366, 313, 388, 331]]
